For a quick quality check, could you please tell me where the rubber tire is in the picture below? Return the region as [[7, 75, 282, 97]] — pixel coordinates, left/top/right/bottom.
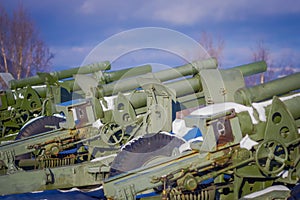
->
[[15, 116, 65, 160], [109, 133, 185, 177], [16, 116, 65, 140]]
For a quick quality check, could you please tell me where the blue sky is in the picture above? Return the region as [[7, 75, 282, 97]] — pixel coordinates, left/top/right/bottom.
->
[[1, 0, 300, 71]]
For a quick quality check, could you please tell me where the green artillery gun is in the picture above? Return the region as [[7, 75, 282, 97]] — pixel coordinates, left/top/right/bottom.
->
[[0, 61, 152, 140], [0, 58, 268, 195], [103, 71, 300, 199]]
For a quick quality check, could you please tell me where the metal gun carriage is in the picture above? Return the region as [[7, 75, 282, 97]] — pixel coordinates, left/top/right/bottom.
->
[[1, 57, 295, 200], [0, 61, 152, 140], [103, 70, 300, 200]]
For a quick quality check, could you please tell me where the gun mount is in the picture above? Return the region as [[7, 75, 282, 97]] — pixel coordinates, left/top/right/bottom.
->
[[103, 72, 300, 199], [0, 58, 271, 196], [0, 62, 152, 140]]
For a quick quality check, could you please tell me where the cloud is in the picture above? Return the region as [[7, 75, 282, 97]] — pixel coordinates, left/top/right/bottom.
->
[[135, 0, 300, 25], [50, 45, 94, 69], [79, 1, 96, 14], [77, 0, 133, 20], [81, 27, 210, 68], [78, 0, 114, 15], [271, 47, 300, 67], [149, 3, 205, 25], [3, 0, 299, 70]]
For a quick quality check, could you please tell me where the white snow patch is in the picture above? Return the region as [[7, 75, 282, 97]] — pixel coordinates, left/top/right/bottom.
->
[[278, 92, 300, 101], [92, 119, 103, 129], [58, 185, 103, 193], [278, 170, 289, 179], [53, 113, 66, 119], [18, 93, 24, 99], [31, 190, 44, 193], [172, 119, 192, 137], [240, 134, 258, 150], [85, 185, 103, 192], [252, 102, 268, 122], [179, 142, 191, 153], [179, 137, 203, 153], [189, 93, 300, 125], [32, 85, 46, 89], [190, 102, 258, 124], [71, 108, 78, 121], [90, 154, 116, 163], [100, 95, 117, 111], [188, 137, 204, 143], [252, 93, 300, 122], [160, 131, 187, 143], [241, 185, 289, 199], [58, 187, 80, 192], [19, 116, 45, 131]]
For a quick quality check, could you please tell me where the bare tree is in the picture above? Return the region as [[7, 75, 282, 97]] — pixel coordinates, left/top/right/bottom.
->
[[252, 40, 271, 62], [247, 40, 297, 86], [245, 40, 272, 86], [0, 5, 9, 73], [0, 3, 53, 79], [199, 31, 225, 67], [252, 40, 271, 84]]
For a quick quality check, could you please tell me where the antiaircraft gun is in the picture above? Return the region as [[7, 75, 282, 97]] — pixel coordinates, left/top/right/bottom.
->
[[0, 58, 268, 195], [0, 61, 152, 140], [103, 71, 300, 199]]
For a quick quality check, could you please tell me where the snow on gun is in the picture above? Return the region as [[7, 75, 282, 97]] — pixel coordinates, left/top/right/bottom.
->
[[103, 71, 300, 200], [0, 58, 267, 195]]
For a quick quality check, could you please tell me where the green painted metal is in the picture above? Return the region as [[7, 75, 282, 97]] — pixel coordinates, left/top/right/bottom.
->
[[62, 64, 153, 93], [9, 61, 111, 89], [228, 60, 267, 77], [0, 63, 152, 140], [95, 58, 218, 98], [1, 58, 298, 199], [103, 93, 300, 200], [235, 72, 300, 105]]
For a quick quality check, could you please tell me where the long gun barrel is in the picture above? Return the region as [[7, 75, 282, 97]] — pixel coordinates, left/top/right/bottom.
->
[[119, 60, 268, 112], [169, 60, 268, 98], [27, 64, 153, 97], [235, 72, 300, 105], [0, 63, 152, 139], [99, 57, 258, 99], [1, 64, 153, 103], [96, 58, 218, 97], [64, 64, 152, 92], [4, 58, 297, 198], [229, 60, 267, 77], [9, 61, 111, 89]]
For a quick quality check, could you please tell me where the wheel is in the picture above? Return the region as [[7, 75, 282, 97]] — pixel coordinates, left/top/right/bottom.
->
[[100, 123, 125, 145], [15, 116, 65, 160], [16, 116, 65, 140], [255, 139, 288, 175], [109, 132, 185, 177]]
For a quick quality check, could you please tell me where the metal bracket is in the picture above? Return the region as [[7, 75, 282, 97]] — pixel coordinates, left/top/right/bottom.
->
[[4, 150, 18, 174], [116, 184, 136, 200], [140, 81, 176, 133]]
